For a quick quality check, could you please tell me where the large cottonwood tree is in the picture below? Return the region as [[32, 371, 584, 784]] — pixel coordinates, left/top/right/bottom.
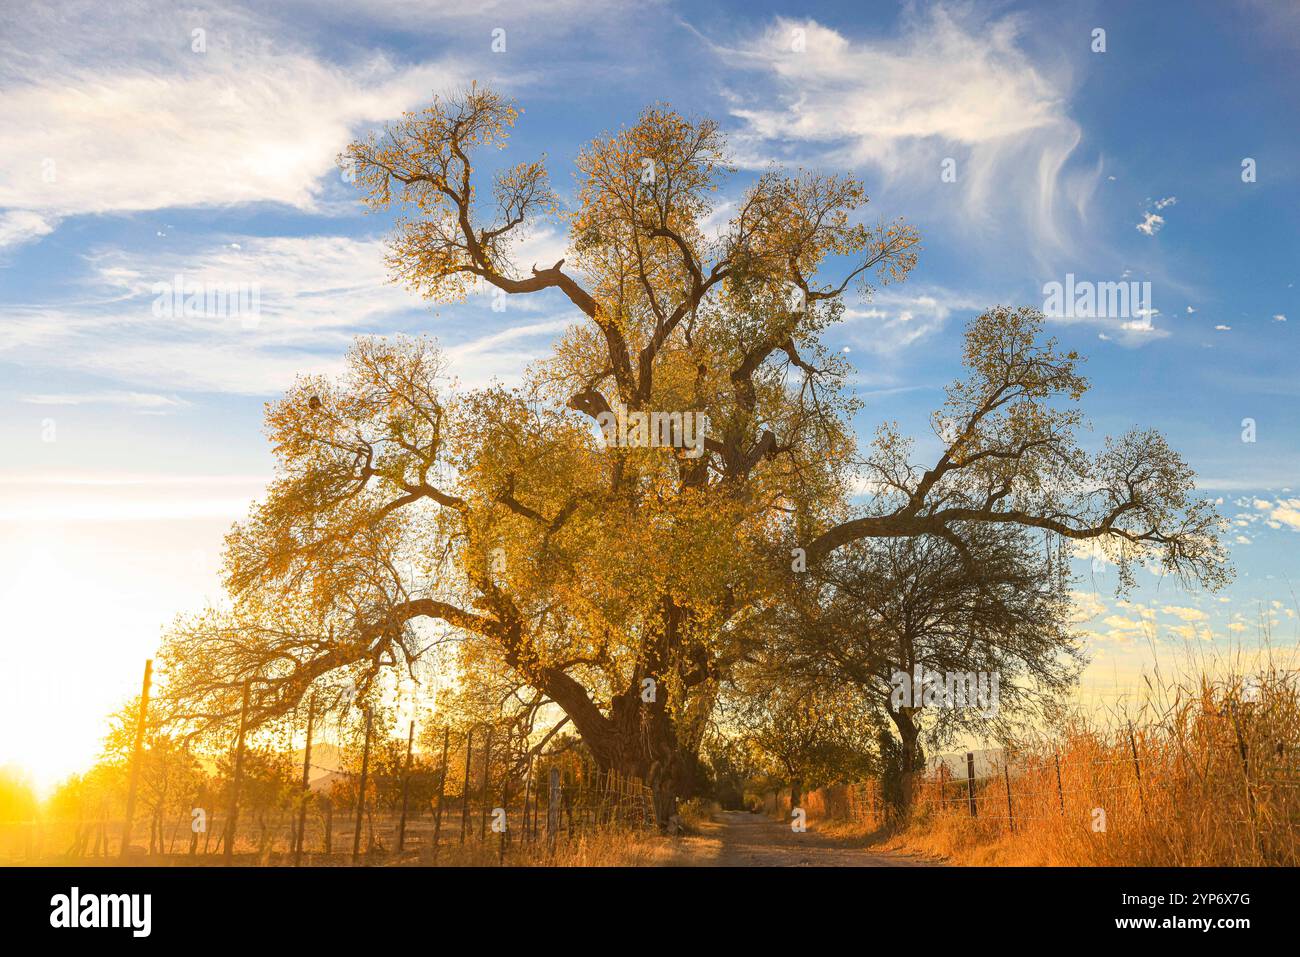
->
[[158, 87, 1228, 824]]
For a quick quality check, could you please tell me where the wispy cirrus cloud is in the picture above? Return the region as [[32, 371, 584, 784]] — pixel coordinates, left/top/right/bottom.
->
[[1, 233, 577, 396], [839, 286, 987, 354], [20, 391, 189, 411], [710, 5, 1099, 267]]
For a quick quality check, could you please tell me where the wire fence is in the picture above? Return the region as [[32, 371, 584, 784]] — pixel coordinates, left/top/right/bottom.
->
[[2, 742, 655, 866], [768, 730, 1300, 865]]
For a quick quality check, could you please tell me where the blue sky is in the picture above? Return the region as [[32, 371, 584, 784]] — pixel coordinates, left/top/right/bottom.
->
[[2, 0, 1298, 787]]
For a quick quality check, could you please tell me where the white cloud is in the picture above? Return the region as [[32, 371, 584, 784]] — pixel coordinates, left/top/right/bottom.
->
[[840, 287, 984, 354], [0, 1, 465, 245], [1069, 590, 1107, 623], [0, 210, 55, 250], [1160, 605, 1207, 622], [281, 0, 644, 27], [716, 7, 1095, 263], [1118, 310, 1169, 342], [1253, 497, 1300, 532], [1136, 197, 1175, 236], [1136, 212, 1165, 236]]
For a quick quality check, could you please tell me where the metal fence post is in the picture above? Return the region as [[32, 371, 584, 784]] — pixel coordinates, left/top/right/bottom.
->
[[965, 751, 977, 818], [1003, 754, 1014, 832], [1054, 750, 1065, 816], [1128, 721, 1146, 817]]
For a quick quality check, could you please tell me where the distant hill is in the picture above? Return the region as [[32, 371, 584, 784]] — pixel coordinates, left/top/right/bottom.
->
[[286, 742, 346, 789], [929, 747, 1007, 780]]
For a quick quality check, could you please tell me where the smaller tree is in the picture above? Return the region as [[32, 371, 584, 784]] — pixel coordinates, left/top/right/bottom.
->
[[103, 697, 204, 854], [769, 526, 1083, 806], [731, 680, 877, 810], [0, 767, 37, 824], [876, 728, 922, 817]]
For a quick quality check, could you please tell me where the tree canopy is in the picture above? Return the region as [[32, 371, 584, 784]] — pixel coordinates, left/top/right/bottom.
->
[[157, 86, 1230, 824]]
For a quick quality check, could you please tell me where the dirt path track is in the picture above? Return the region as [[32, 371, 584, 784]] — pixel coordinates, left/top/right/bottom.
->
[[673, 810, 937, 867]]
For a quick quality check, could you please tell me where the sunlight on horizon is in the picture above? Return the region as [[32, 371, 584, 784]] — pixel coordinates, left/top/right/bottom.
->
[[0, 477, 255, 796], [1, 471, 1289, 799]]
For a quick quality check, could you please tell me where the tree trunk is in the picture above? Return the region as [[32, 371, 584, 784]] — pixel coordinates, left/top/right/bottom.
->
[[891, 710, 922, 811], [540, 667, 701, 830]]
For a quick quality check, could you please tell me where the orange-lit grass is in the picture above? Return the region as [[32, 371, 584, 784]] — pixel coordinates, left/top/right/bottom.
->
[[887, 663, 1300, 866]]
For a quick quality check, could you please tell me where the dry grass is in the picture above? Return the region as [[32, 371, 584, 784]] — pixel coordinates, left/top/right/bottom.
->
[[8, 827, 681, 867], [885, 663, 1300, 866], [385, 827, 682, 866], [677, 798, 720, 832]]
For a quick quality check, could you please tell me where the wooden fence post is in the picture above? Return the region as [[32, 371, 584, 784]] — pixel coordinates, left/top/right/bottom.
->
[[432, 726, 450, 857], [966, 752, 977, 818], [397, 718, 415, 853], [222, 679, 252, 866], [460, 728, 474, 844], [351, 708, 372, 865], [521, 752, 534, 845], [479, 726, 493, 842], [322, 798, 332, 856], [120, 659, 153, 859], [547, 767, 561, 851], [498, 770, 511, 864], [566, 769, 575, 838], [533, 766, 541, 838], [189, 782, 206, 857], [294, 692, 315, 866]]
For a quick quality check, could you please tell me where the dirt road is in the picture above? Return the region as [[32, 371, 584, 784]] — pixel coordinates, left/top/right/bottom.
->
[[673, 810, 938, 867]]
